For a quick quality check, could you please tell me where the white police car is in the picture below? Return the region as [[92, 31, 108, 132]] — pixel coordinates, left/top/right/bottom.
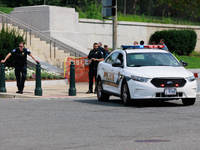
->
[[96, 45, 197, 106]]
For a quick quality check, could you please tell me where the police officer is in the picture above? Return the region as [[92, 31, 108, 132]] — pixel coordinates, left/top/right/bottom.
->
[[86, 43, 104, 94], [1, 42, 39, 94], [98, 41, 106, 57]]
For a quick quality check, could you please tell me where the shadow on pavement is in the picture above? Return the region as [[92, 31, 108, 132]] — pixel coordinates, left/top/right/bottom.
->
[[74, 98, 183, 108]]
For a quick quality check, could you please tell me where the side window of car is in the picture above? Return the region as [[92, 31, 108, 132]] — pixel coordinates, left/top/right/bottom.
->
[[115, 53, 123, 64], [106, 52, 119, 64]]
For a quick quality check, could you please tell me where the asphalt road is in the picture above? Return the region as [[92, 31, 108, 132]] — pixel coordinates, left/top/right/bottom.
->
[[0, 96, 200, 150]]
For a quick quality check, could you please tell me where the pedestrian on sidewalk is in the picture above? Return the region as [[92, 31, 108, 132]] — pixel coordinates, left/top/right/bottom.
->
[[86, 43, 104, 94], [1, 42, 39, 94]]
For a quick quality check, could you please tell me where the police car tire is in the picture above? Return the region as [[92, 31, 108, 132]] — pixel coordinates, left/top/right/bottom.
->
[[182, 98, 196, 106], [121, 82, 131, 106], [97, 79, 110, 101]]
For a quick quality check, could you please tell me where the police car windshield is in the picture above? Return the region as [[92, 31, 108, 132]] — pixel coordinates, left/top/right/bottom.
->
[[127, 52, 181, 67]]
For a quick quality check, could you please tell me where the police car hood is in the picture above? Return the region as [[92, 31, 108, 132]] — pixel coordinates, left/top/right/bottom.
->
[[126, 66, 193, 78]]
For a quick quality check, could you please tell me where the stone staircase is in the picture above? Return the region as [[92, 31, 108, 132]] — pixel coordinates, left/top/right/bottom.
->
[[0, 23, 70, 71]]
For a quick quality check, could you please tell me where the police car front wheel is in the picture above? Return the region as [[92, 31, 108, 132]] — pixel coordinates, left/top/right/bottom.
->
[[97, 79, 110, 101], [121, 82, 131, 106]]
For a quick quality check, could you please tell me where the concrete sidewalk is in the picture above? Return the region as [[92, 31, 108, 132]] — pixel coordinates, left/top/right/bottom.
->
[[0, 80, 96, 98]]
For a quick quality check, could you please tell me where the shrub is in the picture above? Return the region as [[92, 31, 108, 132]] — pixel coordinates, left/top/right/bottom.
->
[[41, 72, 48, 79], [3, 67, 63, 80], [48, 73, 54, 79], [149, 29, 197, 55], [5, 73, 10, 80], [0, 24, 25, 67], [9, 72, 16, 80], [76, 0, 102, 19]]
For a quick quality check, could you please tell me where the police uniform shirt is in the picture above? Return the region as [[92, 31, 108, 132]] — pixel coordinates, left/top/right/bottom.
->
[[88, 49, 104, 68], [98, 46, 106, 56], [10, 48, 31, 65]]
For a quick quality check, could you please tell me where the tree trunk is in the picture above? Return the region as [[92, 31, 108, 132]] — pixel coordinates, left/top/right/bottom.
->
[[124, 0, 126, 16], [133, 0, 137, 15]]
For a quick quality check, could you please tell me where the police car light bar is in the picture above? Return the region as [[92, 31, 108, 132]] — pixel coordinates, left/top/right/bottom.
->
[[121, 45, 165, 50]]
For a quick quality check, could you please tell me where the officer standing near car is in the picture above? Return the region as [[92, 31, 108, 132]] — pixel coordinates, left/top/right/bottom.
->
[[1, 42, 39, 94], [86, 43, 104, 94]]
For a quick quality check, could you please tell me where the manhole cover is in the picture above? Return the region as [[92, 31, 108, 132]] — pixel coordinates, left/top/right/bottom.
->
[[135, 140, 170, 143]]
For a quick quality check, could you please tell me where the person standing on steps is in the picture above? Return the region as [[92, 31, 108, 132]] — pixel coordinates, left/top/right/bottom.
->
[[86, 43, 104, 94], [1, 42, 39, 94]]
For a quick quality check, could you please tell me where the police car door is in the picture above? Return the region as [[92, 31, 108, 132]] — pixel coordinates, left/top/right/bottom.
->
[[110, 53, 124, 94], [102, 52, 119, 92]]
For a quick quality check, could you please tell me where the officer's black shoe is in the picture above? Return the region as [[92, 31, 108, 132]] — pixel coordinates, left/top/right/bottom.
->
[[94, 90, 97, 94], [86, 90, 93, 94], [16, 90, 23, 94]]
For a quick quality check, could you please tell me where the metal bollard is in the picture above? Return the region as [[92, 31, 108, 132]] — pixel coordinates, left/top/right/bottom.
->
[[0, 64, 6, 92], [69, 61, 76, 96], [35, 62, 42, 96]]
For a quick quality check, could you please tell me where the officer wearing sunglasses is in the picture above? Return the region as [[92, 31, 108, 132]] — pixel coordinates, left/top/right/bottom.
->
[[1, 42, 39, 94]]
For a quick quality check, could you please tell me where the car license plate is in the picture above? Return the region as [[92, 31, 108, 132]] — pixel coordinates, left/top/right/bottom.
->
[[164, 88, 176, 95]]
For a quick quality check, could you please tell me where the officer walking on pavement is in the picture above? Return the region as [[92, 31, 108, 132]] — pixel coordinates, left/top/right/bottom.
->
[[86, 43, 104, 94], [1, 42, 39, 94]]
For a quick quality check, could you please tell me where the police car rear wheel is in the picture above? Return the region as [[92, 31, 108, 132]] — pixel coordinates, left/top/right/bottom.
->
[[97, 79, 110, 101], [122, 82, 131, 106], [182, 98, 196, 106]]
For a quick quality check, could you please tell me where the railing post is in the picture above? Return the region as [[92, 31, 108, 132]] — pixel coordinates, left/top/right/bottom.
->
[[35, 62, 42, 96], [68, 61, 76, 96], [26, 28, 27, 45], [50, 40, 51, 58], [0, 64, 6, 92], [54, 42, 56, 58], [30, 30, 31, 46]]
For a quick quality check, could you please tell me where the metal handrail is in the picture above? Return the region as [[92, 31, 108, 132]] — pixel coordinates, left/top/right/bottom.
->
[[0, 10, 87, 58]]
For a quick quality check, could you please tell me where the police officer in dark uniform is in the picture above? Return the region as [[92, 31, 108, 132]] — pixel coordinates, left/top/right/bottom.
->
[[98, 41, 106, 57], [1, 42, 39, 94], [86, 43, 104, 94]]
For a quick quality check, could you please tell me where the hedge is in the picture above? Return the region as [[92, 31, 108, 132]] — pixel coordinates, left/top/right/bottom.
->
[[149, 29, 197, 55], [0, 24, 25, 67]]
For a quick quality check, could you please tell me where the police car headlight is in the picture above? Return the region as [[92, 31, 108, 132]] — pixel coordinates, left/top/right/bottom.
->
[[131, 75, 150, 82], [186, 75, 196, 82]]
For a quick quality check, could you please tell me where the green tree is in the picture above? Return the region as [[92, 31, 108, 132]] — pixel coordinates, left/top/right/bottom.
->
[[0, 25, 25, 67], [158, 0, 200, 18]]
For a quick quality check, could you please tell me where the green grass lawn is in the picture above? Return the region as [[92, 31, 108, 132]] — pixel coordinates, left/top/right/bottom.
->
[[174, 51, 200, 69], [117, 13, 200, 26], [0, 6, 13, 14]]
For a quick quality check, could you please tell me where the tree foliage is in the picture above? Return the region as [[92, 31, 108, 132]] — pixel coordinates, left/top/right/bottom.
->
[[0, 25, 25, 67], [149, 29, 197, 55], [158, 0, 200, 18]]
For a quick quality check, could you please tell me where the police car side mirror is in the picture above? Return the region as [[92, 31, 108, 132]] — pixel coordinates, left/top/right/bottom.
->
[[180, 60, 188, 67], [112, 62, 124, 68]]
